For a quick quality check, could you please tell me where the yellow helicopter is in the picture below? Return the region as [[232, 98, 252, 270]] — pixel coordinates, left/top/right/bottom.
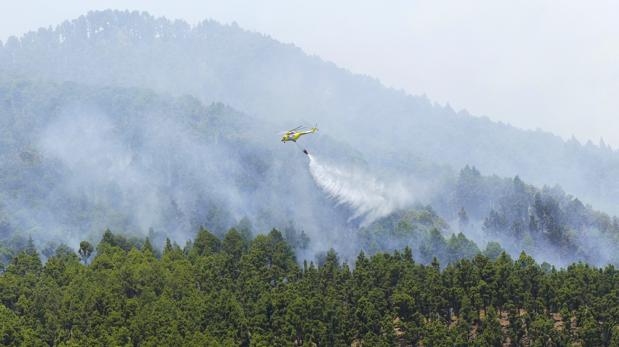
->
[[280, 125, 318, 155], [280, 125, 318, 143]]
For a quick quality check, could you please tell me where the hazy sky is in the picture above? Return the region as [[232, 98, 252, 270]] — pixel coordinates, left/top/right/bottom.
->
[[2, 1, 618, 147]]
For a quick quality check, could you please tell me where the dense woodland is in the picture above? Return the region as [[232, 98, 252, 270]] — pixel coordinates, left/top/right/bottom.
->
[[1, 229, 618, 346]]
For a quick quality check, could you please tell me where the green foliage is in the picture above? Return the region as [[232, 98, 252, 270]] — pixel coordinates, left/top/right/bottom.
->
[[191, 227, 221, 257], [360, 206, 484, 265], [0, 304, 21, 345], [0, 229, 617, 345]]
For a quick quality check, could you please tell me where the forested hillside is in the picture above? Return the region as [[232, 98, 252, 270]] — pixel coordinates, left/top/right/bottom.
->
[[356, 165, 619, 267], [1, 229, 618, 346], [2, 7, 619, 347], [444, 166, 619, 266], [2, 10, 619, 214], [1, 77, 618, 268], [0, 78, 353, 252]]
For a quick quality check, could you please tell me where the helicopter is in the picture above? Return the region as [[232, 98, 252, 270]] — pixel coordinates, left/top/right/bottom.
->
[[280, 125, 318, 155], [280, 125, 318, 143]]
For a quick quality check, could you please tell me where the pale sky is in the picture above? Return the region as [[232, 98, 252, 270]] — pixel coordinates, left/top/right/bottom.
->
[[2, 1, 618, 147]]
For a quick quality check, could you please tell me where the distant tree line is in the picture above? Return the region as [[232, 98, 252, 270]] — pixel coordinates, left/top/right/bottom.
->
[[448, 166, 619, 265]]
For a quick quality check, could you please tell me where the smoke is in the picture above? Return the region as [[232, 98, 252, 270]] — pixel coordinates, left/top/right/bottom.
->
[[27, 104, 242, 245], [307, 154, 412, 226], [12, 100, 359, 257]]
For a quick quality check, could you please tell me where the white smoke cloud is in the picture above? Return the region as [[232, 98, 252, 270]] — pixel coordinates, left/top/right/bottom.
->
[[307, 154, 412, 226]]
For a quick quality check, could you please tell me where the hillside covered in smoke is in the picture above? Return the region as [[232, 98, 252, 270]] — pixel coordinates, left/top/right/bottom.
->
[[0, 79, 354, 251], [2, 10, 619, 214], [0, 76, 618, 268], [366, 166, 619, 267], [0, 10, 618, 268]]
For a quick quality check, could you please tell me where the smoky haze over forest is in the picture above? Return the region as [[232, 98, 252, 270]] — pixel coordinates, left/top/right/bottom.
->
[[2, 1, 619, 149], [0, 10, 618, 268]]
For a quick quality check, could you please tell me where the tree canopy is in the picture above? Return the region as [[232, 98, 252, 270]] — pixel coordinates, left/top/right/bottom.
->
[[0, 229, 617, 346]]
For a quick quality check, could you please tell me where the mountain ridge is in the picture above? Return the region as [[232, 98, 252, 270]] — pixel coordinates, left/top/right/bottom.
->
[[2, 11, 617, 217]]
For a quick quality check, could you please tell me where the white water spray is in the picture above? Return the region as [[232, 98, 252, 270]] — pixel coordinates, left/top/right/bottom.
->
[[307, 154, 412, 226]]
